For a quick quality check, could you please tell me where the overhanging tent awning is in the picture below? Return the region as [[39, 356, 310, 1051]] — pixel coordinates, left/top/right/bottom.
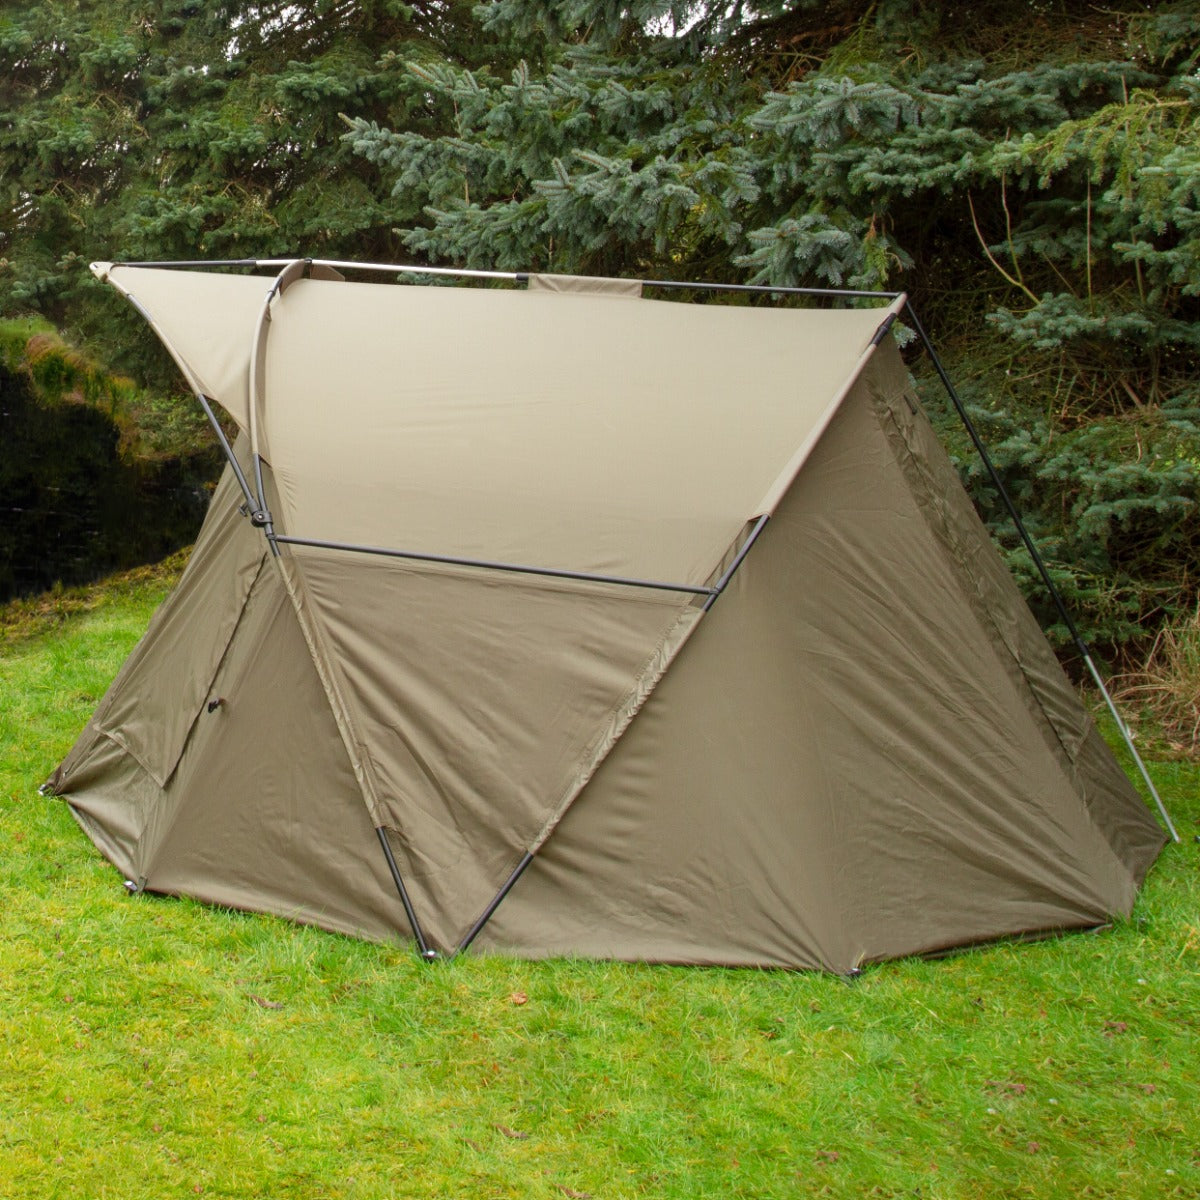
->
[[94, 260, 898, 586]]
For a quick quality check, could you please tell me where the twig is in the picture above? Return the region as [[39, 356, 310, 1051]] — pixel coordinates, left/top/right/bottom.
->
[[967, 191, 1039, 304]]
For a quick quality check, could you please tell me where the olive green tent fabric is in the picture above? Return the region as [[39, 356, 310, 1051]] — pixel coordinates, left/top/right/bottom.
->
[[49, 264, 1166, 969], [478, 353, 1163, 971], [292, 550, 704, 950], [52, 461, 405, 942]]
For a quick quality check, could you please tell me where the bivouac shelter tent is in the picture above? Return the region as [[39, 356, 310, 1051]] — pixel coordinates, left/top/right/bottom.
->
[[45, 259, 1170, 973]]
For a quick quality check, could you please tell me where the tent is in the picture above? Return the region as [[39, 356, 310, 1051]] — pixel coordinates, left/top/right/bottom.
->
[[45, 259, 1170, 973]]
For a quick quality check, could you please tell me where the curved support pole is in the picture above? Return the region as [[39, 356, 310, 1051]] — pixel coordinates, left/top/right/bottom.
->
[[247, 259, 308, 554], [195, 392, 258, 512]]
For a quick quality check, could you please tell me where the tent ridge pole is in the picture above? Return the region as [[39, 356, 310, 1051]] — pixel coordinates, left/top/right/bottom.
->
[[107, 258, 898, 301], [906, 301, 1179, 842], [115, 258, 262, 269], [456, 852, 535, 956], [273, 534, 717, 596], [637, 278, 899, 300], [375, 827, 437, 959]]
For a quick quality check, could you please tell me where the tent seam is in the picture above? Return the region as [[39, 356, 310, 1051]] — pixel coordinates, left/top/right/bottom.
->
[[452, 603, 706, 946]]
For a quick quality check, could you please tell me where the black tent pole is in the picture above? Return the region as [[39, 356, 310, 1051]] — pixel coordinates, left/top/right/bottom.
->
[[905, 302, 1179, 842], [904, 304, 1083, 647], [194, 393, 260, 513], [375, 828, 437, 959], [456, 852, 535, 956]]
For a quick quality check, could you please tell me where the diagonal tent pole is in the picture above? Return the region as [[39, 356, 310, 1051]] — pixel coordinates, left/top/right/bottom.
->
[[243, 260, 441, 952], [376, 830, 437, 959], [904, 302, 1180, 843], [193, 393, 259, 512]]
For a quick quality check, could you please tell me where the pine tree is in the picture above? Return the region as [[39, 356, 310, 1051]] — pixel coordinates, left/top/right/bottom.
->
[[345, 0, 1200, 651], [0, 0, 484, 380]]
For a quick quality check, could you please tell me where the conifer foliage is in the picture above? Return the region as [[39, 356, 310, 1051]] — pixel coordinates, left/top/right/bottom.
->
[[348, 0, 1200, 653], [0, 0, 480, 375], [0, 0, 1197, 655]]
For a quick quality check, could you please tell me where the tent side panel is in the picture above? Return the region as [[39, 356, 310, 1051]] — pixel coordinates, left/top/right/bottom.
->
[[137, 567, 405, 944], [51, 452, 402, 942], [290, 550, 701, 952], [50, 459, 266, 877], [866, 346, 1167, 879], [53, 462, 266, 793], [484, 363, 1158, 970]]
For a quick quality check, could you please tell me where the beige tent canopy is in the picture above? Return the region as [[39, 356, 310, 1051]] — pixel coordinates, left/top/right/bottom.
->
[[46, 259, 1169, 972]]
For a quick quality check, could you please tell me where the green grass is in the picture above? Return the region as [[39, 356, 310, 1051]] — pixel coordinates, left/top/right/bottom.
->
[[1, 563, 1197, 1199]]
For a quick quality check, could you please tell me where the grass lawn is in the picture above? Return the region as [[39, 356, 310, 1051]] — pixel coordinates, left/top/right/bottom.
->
[[1, 561, 1197, 1199]]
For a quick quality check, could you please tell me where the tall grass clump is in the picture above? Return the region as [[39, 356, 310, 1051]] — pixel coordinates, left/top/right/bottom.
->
[[1114, 602, 1200, 757]]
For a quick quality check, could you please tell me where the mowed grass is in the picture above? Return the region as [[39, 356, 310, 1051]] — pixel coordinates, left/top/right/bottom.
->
[[1, 563, 1197, 1200]]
